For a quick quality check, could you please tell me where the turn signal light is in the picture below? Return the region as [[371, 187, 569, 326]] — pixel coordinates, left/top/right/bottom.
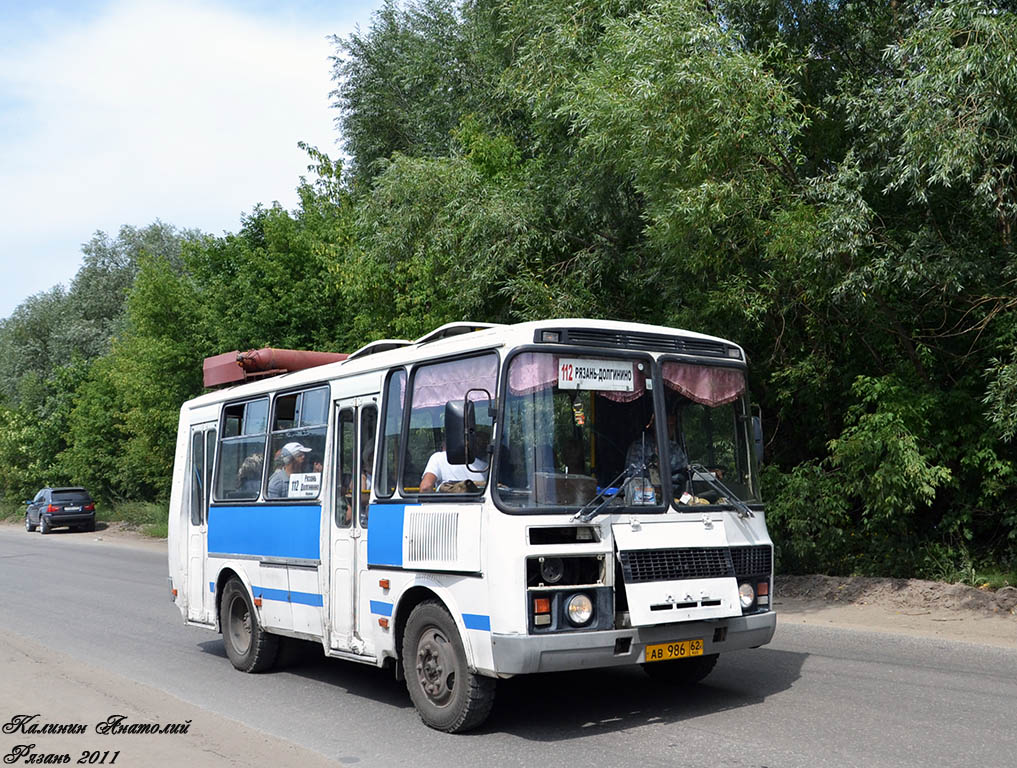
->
[[533, 597, 551, 614], [84, 503, 95, 512], [253, 597, 263, 607], [379, 579, 390, 590], [757, 582, 769, 596], [378, 618, 390, 629]]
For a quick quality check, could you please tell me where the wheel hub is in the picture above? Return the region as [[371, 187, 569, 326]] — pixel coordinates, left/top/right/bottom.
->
[[228, 596, 253, 655], [415, 628, 455, 705]]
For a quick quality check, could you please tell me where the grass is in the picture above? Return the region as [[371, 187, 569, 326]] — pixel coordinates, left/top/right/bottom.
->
[[1, 497, 168, 538], [97, 501, 168, 538], [0, 499, 23, 523]]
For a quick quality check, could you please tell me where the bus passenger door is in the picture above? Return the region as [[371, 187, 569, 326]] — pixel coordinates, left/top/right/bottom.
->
[[186, 423, 216, 625], [328, 398, 377, 652]]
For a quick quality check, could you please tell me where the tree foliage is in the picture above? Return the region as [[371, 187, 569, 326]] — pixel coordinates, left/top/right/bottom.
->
[[2, 0, 1017, 578]]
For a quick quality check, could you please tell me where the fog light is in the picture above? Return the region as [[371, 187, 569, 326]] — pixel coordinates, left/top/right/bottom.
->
[[540, 557, 564, 584], [566, 593, 593, 625], [738, 582, 755, 609]]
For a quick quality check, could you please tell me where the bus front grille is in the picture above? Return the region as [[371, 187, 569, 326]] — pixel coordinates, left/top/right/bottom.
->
[[619, 548, 735, 583], [730, 545, 772, 577]]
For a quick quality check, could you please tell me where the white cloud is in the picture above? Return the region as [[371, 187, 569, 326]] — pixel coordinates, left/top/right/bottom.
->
[[0, 0, 366, 318]]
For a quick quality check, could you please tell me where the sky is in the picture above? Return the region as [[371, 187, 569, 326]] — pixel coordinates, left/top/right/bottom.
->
[[0, 0, 381, 320]]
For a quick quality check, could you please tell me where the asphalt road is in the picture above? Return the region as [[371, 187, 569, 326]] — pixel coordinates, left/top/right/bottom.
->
[[1, 526, 1015, 768]]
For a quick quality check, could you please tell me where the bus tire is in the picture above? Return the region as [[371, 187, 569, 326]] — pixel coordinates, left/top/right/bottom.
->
[[402, 601, 496, 733], [642, 653, 718, 685], [220, 578, 279, 673]]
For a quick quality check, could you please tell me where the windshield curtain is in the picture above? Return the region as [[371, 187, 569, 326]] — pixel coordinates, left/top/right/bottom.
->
[[496, 352, 665, 512]]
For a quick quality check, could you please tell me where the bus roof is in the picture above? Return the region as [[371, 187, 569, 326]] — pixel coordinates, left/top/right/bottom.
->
[[183, 318, 745, 410]]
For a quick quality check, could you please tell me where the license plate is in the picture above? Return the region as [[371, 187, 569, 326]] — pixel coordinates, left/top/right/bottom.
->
[[645, 638, 704, 662], [65, 506, 80, 512]]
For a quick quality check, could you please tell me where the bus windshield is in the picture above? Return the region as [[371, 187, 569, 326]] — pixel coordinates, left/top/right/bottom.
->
[[496, 352, 665, 512], [496, 353, 757, 512]]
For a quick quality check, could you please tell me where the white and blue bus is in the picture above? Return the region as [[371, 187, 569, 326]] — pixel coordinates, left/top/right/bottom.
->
[[168, 319, 776, 732]]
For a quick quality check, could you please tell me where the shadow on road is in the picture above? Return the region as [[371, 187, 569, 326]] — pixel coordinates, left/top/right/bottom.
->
[[198, 637, 805, 738], [197, 638, 412, 710], [488, 647, 806, 740]]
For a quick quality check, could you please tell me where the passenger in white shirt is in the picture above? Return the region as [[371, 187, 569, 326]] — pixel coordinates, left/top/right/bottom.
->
[[420, 430, 490, 492]]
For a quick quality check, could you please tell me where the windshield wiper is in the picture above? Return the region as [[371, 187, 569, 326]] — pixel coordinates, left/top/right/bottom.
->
[[571, 465, 638, 523], [687, 463, 754, 519]]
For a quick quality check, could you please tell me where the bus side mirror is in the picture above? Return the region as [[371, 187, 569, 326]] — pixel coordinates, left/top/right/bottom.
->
[[751, 408, 764, 465], [445, 399, 476, 465]]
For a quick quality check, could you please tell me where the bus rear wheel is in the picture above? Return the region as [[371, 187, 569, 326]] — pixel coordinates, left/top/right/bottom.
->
[[220, 578, 279, 673], [402, 601, 496, 733], [642, 652, 718, 684]]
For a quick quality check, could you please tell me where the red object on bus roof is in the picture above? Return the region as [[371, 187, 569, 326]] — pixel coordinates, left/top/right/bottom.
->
[[203, 348, 348, 388]]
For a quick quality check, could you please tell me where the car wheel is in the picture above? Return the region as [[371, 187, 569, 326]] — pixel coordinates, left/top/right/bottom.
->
[[25, 513, 36, 532], [642, 653, 719, 685], [220, 578, 279, 673], [39, 515, 51, 535], [402, 600, 496, 733]]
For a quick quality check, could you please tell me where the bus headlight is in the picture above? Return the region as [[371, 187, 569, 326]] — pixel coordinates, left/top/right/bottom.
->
[[738, 582, 755, 609], [566, 593, 593, 626]]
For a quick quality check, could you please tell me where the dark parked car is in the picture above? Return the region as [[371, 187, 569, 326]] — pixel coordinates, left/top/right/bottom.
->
[[25, 487, 96, 534]]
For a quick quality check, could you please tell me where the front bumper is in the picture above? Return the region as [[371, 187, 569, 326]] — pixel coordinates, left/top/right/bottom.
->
[[490, 610, 776, 675]]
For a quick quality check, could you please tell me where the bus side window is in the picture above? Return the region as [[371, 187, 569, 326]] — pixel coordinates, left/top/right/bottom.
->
[[403, 354, 497, 495], [377, 370, 406, 498], [359, 405, 378, 526], [336, 409, 354, 527], [190, 431, 205, 525], [216, 398, 269, 501], [266, 386, 328, 500]]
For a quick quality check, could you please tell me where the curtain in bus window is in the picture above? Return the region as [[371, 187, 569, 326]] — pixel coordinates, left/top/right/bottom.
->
[[411, 356, 498, 407], [662, 362, 745, 406], [508, 352, 557, 395]]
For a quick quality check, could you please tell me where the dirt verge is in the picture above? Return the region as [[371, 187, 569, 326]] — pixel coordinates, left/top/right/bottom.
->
[[776, 574, 1017, 649], [778, 574, 1017, 617]]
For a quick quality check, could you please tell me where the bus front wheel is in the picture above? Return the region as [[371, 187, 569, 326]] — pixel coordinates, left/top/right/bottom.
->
[[402, 601, 496, 733], [220, 578, 279, 673]]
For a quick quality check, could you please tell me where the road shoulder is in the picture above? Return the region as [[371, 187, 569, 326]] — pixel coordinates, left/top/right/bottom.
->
[[0, 627, 346, 767]]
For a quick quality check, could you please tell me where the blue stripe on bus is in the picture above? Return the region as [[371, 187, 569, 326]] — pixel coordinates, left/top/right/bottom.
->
[[209, 582, 215, 593], [208, 504, 321, 560], [370, 600, 393, 617], [462, 613, 491, 631], [252, 586, 324, 607], [366, 503, 407, 567]]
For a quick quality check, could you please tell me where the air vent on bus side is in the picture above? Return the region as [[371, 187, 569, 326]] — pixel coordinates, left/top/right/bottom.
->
[[403, 507, 483, 573], [535, 328, 738, 359]]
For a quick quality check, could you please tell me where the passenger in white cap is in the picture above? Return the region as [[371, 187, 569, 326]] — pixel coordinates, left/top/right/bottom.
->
[[268, 441, 312, 498]]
